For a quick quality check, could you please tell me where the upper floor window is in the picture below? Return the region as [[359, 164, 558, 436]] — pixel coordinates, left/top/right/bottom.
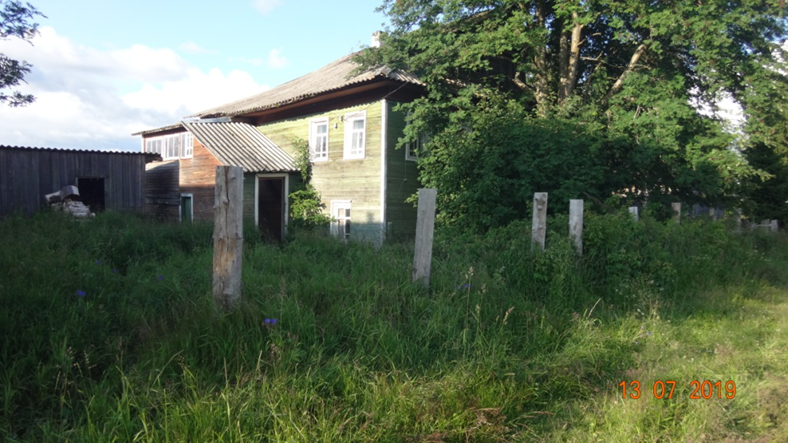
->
[[344, 111, 366, 160], [182, 133, 194, 158], [165, 135, 179, 159], [310, 118, 329, 162], [145, 138, 162, 156], [144, 134, 183, 160]]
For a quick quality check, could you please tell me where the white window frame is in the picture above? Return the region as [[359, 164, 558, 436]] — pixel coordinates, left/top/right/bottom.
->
[[179, 193, 193, 222], [343, 111, 366, 160], [309, 117, 329, 162], [405, 135, 428, 161], [182, 133, 194, 159], [330, 200, 352, 240], [145, 138, 162, 156], [164, 134, 179, 159], [145, 134, 181, 160]]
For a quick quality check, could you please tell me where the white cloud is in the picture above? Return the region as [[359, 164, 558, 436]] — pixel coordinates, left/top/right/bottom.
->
[[0, 27, 268, 151], [253, 0, 282, 15], [123, 68, 268, 116], [179, 41, 218, 55], [267, 48, 289, 69]]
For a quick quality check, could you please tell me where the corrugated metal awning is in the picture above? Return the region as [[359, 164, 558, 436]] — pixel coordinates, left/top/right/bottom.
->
[[182, 121, 297, 173]]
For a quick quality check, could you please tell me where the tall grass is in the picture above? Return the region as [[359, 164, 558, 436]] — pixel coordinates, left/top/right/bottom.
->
[[1, 209, 787, 441]]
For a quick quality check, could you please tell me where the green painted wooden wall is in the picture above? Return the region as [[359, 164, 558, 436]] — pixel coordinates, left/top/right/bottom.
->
[[384, 100, 420, 239], [259, 102, 385, 244]]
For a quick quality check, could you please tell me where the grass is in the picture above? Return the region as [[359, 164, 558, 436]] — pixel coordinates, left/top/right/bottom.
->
[[1, 209, 787, 441]]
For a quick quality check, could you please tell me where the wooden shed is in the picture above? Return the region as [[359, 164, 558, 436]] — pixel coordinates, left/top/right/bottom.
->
[[0, 145, 159, 218]]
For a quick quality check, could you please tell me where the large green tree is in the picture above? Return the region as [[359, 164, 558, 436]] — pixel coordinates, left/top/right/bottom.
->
[[1, 0, 44, 107], [357, 0, 787, 230]]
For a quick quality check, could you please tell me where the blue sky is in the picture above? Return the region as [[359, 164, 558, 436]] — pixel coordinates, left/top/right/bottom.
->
[[0, 0, 390, 151]]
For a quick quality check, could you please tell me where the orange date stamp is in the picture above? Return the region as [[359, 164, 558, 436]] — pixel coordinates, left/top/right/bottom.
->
[[619, 380, 737, 399]]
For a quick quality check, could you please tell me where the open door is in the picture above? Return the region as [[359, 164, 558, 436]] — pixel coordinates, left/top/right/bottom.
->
[[77, 177, 105, 212], [257, 176, 285, 242]]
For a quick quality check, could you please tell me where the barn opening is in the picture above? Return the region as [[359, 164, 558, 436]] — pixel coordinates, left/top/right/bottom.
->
[[257, 176, 285, 242], [76, 177, 105, 212]]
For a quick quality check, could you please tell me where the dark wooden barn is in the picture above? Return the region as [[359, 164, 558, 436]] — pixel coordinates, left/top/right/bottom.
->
[[0, 145, 160, 218]]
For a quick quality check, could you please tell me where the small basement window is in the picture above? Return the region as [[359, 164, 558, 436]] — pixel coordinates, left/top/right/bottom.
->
[[330, 200, 351, 240]]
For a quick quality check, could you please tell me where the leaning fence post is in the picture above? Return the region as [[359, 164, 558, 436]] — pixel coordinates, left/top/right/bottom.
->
[[412, 188, 437, 287], [628, 206, 639, 221], [569, 199, 583, 255], [212, 166, 244, 310], [532, 193, 548, 251], [672, 202, 681, 224]]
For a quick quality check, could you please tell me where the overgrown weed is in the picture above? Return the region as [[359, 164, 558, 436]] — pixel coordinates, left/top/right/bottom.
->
[[1, 210, 787, 441]]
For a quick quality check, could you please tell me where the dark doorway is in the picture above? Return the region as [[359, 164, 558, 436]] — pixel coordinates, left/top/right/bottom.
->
[[258, 177, 284, 242], [77, 177, 105, 212]]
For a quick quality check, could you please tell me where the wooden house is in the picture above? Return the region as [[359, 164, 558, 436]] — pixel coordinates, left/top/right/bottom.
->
[[0, 145, 158, 218], [134, 49, 424, 245]]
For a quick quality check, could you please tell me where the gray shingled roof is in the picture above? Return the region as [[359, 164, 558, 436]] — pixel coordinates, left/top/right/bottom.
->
[[191, 51, 422, 118], [183, 121, 297, 173]]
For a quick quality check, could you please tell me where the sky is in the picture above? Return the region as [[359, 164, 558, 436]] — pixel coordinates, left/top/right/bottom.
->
[[0, 0, 391, 151]]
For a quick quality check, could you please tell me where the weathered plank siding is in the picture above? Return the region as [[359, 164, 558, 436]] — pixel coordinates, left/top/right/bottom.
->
[[145, 160, 179, 220], [179, 138, 222, 221], [260, 102, 384, 243], [385, 101, 421, 239], [0, 146, 148, 218]]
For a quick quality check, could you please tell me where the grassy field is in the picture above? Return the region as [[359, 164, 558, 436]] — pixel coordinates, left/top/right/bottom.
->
[[1, 210, 787, 442]]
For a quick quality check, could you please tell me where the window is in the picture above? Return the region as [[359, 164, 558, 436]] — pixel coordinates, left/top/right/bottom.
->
[[145, 138, 162, 156], [182, 133, 193, 158], [330, 200, 351, 240], [180, 194, 193, 222], [145, 134, 181, 160], [344, 111, 366, 159], [165, 135, 179, 159], [309, 118, 329, 161], [405, 135, 428, 161]]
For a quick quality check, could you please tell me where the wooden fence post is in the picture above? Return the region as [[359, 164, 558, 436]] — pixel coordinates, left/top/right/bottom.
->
[[628, 206, 639, 221], [569, 199, 583, 255], [412, 188, 437, 287], [213, 166, 244, 310], [532, 193, 548, 251], [672, 202, 681, 224]]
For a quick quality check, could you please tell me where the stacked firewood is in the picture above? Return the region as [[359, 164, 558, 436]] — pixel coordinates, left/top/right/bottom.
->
[[44, 185, 95, 218]]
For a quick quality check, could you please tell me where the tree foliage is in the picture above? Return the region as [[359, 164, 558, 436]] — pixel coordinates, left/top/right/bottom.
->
[[288, 138, 332, 230], [0, 0, 44, 107], [357, 0, 787, 231]]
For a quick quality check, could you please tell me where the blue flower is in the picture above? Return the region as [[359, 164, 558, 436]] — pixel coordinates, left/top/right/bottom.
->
[[264, 318, 278, 325], [271, 318, 277, 324], [94, 260, 100, 264], [76, 289, 86, 297], [113, 268, 118, 274], [157, 275, 164, 281]]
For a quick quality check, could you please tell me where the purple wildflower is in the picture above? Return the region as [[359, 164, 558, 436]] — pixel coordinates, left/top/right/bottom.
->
[[76, 289, 86, 297], [157, 275, 164, 281]]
